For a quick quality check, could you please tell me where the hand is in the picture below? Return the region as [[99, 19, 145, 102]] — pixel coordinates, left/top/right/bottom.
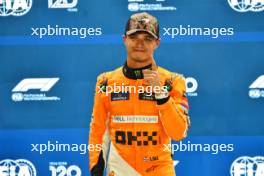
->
[[142, 59, 163, 95], [142, 69, 161, 87]]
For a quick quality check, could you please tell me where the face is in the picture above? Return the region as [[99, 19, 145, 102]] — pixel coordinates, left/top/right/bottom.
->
[[123, 32, 160, 63]]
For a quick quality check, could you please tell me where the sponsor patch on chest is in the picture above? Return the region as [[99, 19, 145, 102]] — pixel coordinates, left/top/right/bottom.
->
[[139, 92, 156, 101], [112, 115, 158, 123], [111, 92, 129, 101]]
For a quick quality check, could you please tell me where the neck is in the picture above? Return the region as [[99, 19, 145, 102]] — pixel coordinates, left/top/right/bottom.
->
[[126, 57, 153, 69], [122, 61, 152, 79]]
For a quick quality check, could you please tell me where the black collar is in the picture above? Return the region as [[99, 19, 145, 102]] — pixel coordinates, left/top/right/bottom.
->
[[122, 62, 152, 79]]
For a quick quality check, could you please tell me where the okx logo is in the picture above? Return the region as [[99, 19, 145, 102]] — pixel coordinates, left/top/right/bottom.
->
[[249, 75, 264, 99], [11, 78, 60, 102], [0, 159, 37, 176], [0, 0, 32, 16], [230, 156, 264, 176], [227, 0, 264, 12]]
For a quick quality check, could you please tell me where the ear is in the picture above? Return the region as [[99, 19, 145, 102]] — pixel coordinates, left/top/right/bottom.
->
[[123, 35, 128, 47], [123, 35, 127, 42], [154, 39, 160, 49]]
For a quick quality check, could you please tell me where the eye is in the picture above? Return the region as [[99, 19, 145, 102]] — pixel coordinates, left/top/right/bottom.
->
[[128, 34, 137, 39], [145, 37, 155, 42]]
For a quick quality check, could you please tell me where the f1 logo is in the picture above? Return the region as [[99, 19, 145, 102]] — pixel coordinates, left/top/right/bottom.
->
[[249, 75, 264, 99], [12, 78, 59, 92], [249, 75, 264, 89], [174, 160, 179, 167]]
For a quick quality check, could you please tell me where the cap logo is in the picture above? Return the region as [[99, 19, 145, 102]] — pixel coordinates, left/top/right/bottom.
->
[[140, 18, 150, 24]]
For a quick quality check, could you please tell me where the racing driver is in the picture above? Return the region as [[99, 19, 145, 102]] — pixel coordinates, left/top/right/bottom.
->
[[89, 12, 190, 176]]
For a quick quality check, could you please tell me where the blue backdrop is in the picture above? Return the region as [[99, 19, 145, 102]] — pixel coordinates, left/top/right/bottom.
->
[[1, 0, 264, 175]]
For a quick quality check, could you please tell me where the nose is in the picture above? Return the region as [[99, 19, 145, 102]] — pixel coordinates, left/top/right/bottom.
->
[[134, 38, 145, 47]]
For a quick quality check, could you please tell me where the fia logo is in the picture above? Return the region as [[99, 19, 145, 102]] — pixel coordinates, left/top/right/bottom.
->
[[249, 75, 264, 98], [227, 0, 264, 12], [0, 0, 32, 16], [0, 159, 37, 176], [230, 156, 264, 176]]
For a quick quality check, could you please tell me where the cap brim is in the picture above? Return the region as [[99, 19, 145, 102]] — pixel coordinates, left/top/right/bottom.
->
[[126, 29, 158, 39]]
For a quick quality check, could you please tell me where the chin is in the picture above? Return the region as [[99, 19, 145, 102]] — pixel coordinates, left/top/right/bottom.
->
[[132, 56, 149, 63], [131, 54, 149, 61]]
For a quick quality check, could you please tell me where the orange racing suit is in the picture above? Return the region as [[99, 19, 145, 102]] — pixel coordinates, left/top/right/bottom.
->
[[89, 63, 190, 176]]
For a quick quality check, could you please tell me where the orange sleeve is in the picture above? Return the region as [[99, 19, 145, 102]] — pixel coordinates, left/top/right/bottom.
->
[[88, 74, 109, 175], [157, 75, 190, 141]]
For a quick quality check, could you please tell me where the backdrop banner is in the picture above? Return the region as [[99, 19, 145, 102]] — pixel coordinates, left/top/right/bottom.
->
[[1, 0, 264, 176]]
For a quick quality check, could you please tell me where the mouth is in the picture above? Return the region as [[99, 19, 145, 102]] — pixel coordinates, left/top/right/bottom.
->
[[133, 48, 146, 52]]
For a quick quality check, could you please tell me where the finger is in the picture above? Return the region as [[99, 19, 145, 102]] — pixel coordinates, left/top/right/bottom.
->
[[142, 69, 152, 75], [143, 80, 150, 86], [152, 59, 158, 71], [143, 70, 157, 76], [143, 72, 153, 77], [144, 74, 155, 80], [144, 76, 154, 81], [143, 77, 151, 81]]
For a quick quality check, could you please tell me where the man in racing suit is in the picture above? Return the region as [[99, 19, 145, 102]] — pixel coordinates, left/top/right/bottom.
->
[[89, 12, 190, 176]]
